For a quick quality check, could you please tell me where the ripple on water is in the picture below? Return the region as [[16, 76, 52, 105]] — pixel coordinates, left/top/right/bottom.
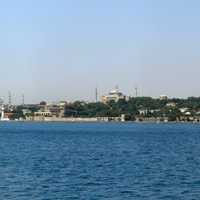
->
[[0, 122, 200, 199]]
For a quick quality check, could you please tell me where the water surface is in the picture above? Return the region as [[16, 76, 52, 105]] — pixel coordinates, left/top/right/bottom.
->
[[0, 122, 200, 199]]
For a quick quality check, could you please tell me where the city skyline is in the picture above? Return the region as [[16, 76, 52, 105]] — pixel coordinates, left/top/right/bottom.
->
[[1, 87, 200, 106], [0, 0, 200, 103]]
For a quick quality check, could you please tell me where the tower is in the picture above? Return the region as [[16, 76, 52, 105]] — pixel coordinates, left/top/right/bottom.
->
[[22, 94, 25, 105], [115, 85, 119, 92], [135, 86, 138, 97], [95, 87, 98, 102], [8, 91, 12, 107]]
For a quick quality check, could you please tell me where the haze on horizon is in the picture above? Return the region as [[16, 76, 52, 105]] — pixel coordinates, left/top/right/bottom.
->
[[0, 0, 200, 104]]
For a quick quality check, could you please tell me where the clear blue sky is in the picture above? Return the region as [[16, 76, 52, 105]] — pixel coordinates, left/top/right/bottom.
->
[[0, 0, 200, 103]]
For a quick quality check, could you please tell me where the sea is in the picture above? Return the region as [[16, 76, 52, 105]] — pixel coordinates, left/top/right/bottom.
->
[[0, 122, 200, 200]]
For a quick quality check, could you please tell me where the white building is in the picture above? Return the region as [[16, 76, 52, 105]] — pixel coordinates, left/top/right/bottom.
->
[[160, 95, 168, 100], [101, 89, 126, 103], [166, 102, 176, 107], [179, 108, 188, 113], [22, 109, 32, 116], [138, 109, 148, 115], [1, 105, 9, 121]]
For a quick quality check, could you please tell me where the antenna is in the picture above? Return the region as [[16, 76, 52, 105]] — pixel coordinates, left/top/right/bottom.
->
[[22, 94, 25, 105], [0, 98, 3, 106], [8, 91, 12, 107], [115, 85, 119, 91], [95, 87, 98, 102], [135, 86, 138, 97]]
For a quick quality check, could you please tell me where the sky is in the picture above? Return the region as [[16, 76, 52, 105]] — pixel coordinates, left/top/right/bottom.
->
[[0, 0, 200, 104]]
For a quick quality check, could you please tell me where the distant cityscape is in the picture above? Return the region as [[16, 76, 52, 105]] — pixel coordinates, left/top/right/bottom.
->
[[1, 88, 200, 122]]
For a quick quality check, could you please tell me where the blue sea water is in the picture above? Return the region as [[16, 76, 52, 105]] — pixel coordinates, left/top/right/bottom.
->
[[0, 122, 200, 200]]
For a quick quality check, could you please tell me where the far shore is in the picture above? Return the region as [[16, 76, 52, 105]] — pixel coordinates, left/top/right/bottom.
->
[[1, 120, 200, 124]]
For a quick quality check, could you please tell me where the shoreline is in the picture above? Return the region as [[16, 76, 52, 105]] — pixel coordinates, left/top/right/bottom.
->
[[1, 120, 200, 124]]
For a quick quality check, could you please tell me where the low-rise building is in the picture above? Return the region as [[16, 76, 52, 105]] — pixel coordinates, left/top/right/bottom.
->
[[138, 109, 148, 115], [179, 108, 189, 113], [150, 109, 160, 113], [34, 101, 66, 118], [166, 102, 176, 107], [102, 89, 126, 103], [160, 95, 168, 100], [34, 111, 52, 117], [185, 111, 191, 116], [22, 109, 32, 116]]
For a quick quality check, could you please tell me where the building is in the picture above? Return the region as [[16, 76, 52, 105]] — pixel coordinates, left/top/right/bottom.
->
[[179, 108, 188, 113], [58, 101, 68, 107], [22, 109, 32, 116], [166, 102, 176, 107], [101, 89, 126, 103], [160, 95, 168, 100], [34, 101, 67, 119], [0, 105, 9, 121], [138, 109, 148, 115], [185, 111, 191, 116], [34, 111, 52, 117]]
